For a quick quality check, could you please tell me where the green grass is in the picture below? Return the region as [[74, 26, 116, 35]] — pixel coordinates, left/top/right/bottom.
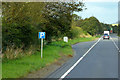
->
[[2, 45, 61, 78], [50, 37, 97, 47], [2, 36, 98, 78]]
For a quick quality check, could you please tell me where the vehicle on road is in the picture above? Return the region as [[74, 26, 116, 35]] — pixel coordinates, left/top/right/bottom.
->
[[103, 31, 110, 40], [104, 31, 109, 35], [103, 34, 110, 40]]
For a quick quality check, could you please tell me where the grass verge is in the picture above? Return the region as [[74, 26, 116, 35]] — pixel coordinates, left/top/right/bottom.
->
[[2, 36, 98, 78]]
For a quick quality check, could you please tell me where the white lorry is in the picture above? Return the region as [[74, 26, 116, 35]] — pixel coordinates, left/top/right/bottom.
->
[[104, 31, 109, 35], [103, 31, 110, 40]]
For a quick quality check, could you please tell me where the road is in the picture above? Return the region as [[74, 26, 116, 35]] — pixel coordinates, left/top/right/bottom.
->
[[47, 34, 118, 80]]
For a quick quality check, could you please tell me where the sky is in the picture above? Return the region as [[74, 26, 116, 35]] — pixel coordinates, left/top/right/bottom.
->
[[74, 0, 118, 24]]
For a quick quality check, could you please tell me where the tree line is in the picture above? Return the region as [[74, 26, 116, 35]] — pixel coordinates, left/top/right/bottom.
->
[[72, 14, 112, 36], [2, 2, 112, 51]]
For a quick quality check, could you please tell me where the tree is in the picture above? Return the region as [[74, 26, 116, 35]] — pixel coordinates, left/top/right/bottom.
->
[[77, 16, 102, 36], [72, 14, 82, 21], [42, 2, 85, 41], [2, 2, 46, 49], [2, 2, 85, 49]]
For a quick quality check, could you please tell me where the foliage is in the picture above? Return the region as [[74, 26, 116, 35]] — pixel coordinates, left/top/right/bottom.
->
[[2, 22, 36, 50], [41, 2, 85, 41], [72, 14, 82, 21], [112, 25, 118, 33], [2, 2, 46, 50], [77, 17, 101, 36], [75, 16, 112, 36], [2, 2, 85, 50]]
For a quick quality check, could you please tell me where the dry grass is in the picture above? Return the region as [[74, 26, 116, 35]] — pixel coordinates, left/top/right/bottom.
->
[[3, 45, 36, 59], [3, 46, 23, 59]]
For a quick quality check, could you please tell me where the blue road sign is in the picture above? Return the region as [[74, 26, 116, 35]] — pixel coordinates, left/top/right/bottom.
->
[[39, 32, 45, 39]]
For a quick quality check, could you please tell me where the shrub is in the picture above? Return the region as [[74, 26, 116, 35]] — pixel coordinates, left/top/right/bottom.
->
[[71, 26, 84, 38], [2, 23, 36, 51]]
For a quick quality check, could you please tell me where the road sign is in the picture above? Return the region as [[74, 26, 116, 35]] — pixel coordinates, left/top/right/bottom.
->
[[111, 28, 113, 30], [63, 37, 68, 42], [110, 28, 113, 33], [38, 32, 45, 58], [39, 32, 45, 39]]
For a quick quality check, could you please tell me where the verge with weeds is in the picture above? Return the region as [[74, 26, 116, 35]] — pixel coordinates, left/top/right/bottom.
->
[[2, 36, 98, 78]]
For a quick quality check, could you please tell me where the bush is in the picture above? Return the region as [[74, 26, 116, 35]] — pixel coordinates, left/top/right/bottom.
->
[[71, 26, 84, 38], [2, 23, 36, 51]]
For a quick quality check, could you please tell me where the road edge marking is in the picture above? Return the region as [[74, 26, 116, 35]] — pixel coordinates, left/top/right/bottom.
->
[[111, 37, 120, 52], [59, 37, 102, 80]]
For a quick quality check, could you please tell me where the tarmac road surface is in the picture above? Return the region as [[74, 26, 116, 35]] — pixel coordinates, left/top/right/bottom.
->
[[47, 34, 118, 80]]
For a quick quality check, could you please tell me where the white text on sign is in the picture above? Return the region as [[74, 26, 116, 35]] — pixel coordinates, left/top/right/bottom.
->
[[39, 32, 45, 39]]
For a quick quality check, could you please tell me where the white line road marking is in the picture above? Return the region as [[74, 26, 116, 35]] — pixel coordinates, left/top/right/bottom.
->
[[111, 37, 120, 52], [59, 37, 102, 80]]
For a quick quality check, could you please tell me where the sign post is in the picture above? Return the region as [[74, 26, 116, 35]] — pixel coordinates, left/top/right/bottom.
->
[[41, 38, 43, 58], [38, 32, 45, 58]]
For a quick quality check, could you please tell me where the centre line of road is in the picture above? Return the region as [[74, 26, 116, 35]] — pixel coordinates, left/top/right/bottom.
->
[[59, 37, 102, 80], [111, 37, 120, 52]]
